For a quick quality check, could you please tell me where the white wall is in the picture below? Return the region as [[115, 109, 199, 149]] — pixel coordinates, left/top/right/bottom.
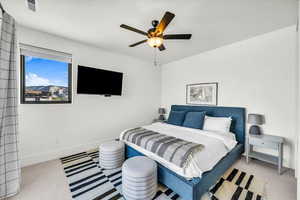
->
[[161, 26, 297, 168], [297, 0, 300, 197], [17, 26, 161, 167]]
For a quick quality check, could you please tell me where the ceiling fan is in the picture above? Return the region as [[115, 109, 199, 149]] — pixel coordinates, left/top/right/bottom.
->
[[120, 11, 192, 51]]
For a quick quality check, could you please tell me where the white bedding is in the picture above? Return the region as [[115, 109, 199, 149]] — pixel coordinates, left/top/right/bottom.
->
[[120, 122, 237, 179]]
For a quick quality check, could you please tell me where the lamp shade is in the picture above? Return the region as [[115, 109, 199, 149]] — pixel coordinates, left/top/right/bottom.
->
[[247, 114, 264, 125], [158, 108, 166, 114]]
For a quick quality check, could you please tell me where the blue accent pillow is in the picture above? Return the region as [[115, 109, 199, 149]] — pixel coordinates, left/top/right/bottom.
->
[[167, 111, 186, 126], [182, 111, 206, 129]]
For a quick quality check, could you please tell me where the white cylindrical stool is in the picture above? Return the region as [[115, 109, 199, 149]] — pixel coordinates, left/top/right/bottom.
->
[[122, 156, 157, 200], [99, 141, 125, 169]]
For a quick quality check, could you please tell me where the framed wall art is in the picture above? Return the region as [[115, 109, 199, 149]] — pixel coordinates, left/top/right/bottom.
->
[[186, 82, 218, 105]]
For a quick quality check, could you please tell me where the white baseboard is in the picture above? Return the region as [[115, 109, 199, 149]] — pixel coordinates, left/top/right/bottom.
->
[[20, 139, 112, 167]]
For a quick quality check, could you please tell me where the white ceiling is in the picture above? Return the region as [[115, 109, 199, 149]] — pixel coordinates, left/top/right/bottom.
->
[[2, 0, 298, 64]]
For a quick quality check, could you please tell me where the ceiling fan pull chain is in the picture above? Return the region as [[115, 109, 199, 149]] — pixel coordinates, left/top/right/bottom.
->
[[154, 47, 158, 66]]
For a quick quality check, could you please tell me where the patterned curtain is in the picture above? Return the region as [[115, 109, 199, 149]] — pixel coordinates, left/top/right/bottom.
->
[[0, 11, 20, 199]]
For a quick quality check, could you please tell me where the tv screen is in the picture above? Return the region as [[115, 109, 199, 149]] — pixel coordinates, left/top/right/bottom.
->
[[77, 65, 123, 96]]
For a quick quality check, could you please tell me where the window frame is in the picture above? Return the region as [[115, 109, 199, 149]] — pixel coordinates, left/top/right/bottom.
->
[[20, 55, 72, 104]]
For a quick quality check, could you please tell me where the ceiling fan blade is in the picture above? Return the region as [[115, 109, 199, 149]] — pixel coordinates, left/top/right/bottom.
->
[[164, 34, 192, 40], [158, 44, 166, 51], [156, 11, 175, 35], [120, 24, 148, 36], [129, 39, 147, 47]]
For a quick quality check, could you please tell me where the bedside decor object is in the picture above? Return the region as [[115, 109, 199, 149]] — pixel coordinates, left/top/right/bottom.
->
[[186, 82, 218, 105], [246, 134, 284, 174], [248, 114, 264, 135], [158, 107, 166, 120]]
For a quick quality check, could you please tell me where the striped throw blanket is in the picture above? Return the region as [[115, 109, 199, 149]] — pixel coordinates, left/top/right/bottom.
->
[[121, 127, 204, 168]]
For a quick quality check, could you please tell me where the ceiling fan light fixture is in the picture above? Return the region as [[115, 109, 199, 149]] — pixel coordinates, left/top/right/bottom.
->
[[121, 11, 192, 51], [147, 37, 163, 48]]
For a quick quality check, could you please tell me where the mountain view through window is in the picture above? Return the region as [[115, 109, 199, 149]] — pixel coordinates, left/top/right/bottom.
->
[[22, 55, 71, 103]]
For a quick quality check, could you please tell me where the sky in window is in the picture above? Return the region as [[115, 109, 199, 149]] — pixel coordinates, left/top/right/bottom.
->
[[25, 56, 69, 87]]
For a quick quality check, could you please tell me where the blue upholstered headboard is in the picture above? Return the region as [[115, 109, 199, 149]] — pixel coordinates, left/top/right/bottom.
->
[[170, 105, 246, 145]]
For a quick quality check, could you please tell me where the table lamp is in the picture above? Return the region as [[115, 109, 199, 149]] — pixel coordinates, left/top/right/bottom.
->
[[247, 114, 264, 135], [158, 108, 166, 121]]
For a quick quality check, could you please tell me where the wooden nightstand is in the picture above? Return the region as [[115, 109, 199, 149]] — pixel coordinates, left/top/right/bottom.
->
[[246, 134, 284, 174]]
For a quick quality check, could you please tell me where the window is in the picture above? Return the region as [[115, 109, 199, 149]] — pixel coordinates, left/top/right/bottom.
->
[[20, 44, 72, 104]]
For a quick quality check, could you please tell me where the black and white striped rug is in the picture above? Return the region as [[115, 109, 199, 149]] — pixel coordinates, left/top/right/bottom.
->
[[60, 149, 181, 200], [210, 168, 266, 200], [60, 149, 265, 200]]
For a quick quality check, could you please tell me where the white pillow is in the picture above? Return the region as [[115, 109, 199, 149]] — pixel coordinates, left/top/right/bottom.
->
[[203, 116, 232, 133]]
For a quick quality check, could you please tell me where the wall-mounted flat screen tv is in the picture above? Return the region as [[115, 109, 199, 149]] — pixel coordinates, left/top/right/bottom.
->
[[77, 65, 123, 96]]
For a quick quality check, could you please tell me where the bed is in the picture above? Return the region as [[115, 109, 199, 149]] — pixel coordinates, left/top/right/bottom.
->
[[122, 105, 245, 200]]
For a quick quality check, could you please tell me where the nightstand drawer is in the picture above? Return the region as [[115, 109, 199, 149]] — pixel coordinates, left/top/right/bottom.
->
[[249, 137, 278, 149]]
